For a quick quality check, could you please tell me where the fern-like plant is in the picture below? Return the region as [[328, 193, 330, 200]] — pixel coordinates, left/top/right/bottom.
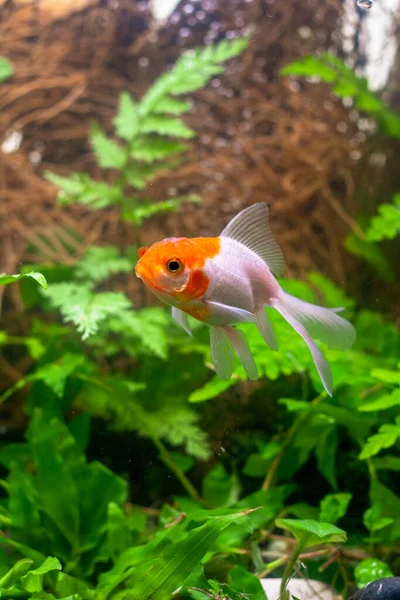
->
[[45, 38, 248, 226]]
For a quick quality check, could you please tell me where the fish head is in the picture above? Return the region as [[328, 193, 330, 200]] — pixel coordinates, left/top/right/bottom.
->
[[135, 237, 201, 303]]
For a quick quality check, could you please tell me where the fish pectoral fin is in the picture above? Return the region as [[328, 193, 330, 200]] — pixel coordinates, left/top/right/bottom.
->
[[255, 307, 278, 350], [220, 202, 284, 277], [224, 326, 258, 380], [205, 301, 255, 325], [210, 327, 235, 380], [171, 306, 192, 336]]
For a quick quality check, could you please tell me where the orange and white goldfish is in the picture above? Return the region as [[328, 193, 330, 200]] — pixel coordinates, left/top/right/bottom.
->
[[135, 203, 355, 395]]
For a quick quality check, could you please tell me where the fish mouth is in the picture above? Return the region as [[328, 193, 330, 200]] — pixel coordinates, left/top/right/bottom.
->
[[135, 262, 147, 280]]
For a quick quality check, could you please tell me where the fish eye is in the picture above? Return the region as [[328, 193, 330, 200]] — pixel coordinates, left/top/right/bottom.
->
[[166, 258, 183, 273]]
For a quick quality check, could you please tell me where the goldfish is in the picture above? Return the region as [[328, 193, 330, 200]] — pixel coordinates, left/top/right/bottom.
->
[[135, 203, 355, 395]]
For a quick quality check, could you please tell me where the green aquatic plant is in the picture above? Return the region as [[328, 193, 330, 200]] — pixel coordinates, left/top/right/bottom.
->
[[45, 37, 248, 226], [0, 44, 399, 600]]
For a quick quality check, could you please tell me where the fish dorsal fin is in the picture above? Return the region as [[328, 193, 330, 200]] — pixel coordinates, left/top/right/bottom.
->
[[220, 203, 284, 276]]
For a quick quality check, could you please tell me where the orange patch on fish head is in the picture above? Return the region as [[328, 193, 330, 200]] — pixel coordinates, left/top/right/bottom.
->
[[135, 236, 220, 304]]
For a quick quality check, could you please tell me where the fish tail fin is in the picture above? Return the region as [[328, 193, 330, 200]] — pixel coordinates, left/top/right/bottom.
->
[[276, 291, 356, 351], [271, 293, 343, 397]]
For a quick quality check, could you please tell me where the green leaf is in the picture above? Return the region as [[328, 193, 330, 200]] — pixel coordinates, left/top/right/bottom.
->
[[76, 246, 133, 283], [124, 510, 257, 600], [42, 283, 132, 339], [370, 368, 400, 385], [359, 421, 400, 459], [0, 559, 34, 589], [354, 559, 393, 589], [275, 518, 347, 548], [90, 124, 126, 169], [140, 115, 194, 138], [20, 557, 62, 593], [130, 137, 187, 162], [366, 196, 400, 241], [0, 271, 48, 289], [280, 56, 336, 82], [345, 232, 395, 283], [202, 464, 240, 507], [114, 91, 138, 141], [373, 455, 400, 471], [319, 493, 352, 525], [33, 353, 86, 397], [226, 565, 267, 600], [363, 504, 394, 533], [358, 389, 400, 412], [189, 376, 237, 403], [46, 171, 122, 209], [0, 57, 13, 82], [153, 96, 191, 115], [124, 195, 200, 225]]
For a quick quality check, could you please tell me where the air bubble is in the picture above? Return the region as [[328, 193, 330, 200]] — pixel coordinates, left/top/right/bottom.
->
[[178, 27, 191, 37], [2, 129, 23, 154], [356, 0, 373, 9], [138, 57, 149, 67], [195, 10, 206, 20], [183, 4, 194, 13]]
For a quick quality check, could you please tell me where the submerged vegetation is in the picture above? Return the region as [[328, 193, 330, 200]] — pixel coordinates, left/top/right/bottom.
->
[[0, 40, 399, 600]]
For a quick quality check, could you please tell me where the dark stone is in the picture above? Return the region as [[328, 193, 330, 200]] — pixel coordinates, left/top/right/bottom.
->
[[349, 578, 400, 600]]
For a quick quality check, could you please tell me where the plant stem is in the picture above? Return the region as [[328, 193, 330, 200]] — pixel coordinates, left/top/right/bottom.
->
[[150, 436, 208, 506], [279, 540, 306, 600], [261, 392, 326, 491]]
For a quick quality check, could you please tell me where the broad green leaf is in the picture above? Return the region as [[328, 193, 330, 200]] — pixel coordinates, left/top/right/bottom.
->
[[0, 57, 13, 82], [90, 124, 126, 169], [319, 493, 352, 525], [370, 368, 400, 385], [369, 480, 400, 541], [124, 510, 257, 600], [279, 398, 311, 413], [20, 557, 62, 593], [275, 518, 347, 548], [114, 91, 138, 140], [202, 464, 240, 507], [189, 376, 236, 403], [359, 422, 400, 459], [0, 271, 48, 289], [107, 503, 132, 561], [363, 504, 394, 534], [354, 559, 393, 589], [358, 389, 400, 412], [373, 455, 400, 471], [226, 565, 267, 600], [0, 559, 34, 588]]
